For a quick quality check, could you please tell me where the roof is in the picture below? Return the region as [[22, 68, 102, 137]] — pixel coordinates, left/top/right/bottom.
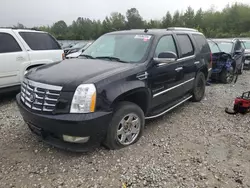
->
[[0, 28, 46, 33], [209, 38, 238, 43], [107, 28, 203, 36]]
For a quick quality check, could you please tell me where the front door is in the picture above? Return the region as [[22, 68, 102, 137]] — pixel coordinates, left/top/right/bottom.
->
[[148, 35, 185, 109], [233, 40, 244, 70]]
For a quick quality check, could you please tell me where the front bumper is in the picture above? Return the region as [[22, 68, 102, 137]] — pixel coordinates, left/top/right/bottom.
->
[[16, 93, 112, 152]]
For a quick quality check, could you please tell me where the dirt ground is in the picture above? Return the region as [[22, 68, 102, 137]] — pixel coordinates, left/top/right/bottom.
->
[[1, 72, 250, 188]]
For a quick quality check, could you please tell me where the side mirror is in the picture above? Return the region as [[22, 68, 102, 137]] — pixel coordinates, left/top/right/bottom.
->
[[153, 51, 177, 65]]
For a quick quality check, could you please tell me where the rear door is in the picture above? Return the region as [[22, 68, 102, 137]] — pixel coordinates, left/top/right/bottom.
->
[[174, 34, 196, 94], [148, 35, 185, 109], [0, 32, 29, 88], [16, 31, 64, 66]]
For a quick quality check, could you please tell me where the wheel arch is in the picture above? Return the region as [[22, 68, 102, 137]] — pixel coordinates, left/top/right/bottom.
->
[[111, 87, 151, 115]]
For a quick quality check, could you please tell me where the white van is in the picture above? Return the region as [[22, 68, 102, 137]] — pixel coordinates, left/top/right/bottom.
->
[[0, 28, 65, 93]]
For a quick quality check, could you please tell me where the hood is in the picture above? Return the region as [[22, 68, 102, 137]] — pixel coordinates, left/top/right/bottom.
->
[[66, 51, 82, 58], [26, 58, 135, 91]]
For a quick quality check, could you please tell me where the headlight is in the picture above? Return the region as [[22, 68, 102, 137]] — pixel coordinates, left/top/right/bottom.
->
[[70, 84, 96, 113]]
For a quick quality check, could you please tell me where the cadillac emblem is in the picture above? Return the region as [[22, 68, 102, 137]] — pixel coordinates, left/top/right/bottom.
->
[[29, 93, 35, 102]]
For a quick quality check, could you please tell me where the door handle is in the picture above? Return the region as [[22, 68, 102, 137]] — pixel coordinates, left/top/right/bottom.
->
[[175, 67, 183, 72]]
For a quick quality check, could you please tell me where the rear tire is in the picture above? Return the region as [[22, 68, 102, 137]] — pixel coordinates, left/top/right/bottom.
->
[[104, 102, 145, 150], [192, 72, 206, 102]]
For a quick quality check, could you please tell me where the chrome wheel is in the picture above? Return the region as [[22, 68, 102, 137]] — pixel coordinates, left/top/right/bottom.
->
[[117, 113, 141, 146]]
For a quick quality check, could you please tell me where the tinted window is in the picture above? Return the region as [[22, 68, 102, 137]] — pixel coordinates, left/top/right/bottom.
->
[[0, 33, 22, 53], [176, 34, 194, 58], [19, 32, 61, 50], [155, 35, 177, 57], [83, 34, 152, 63], [193, 34, 210, 53]]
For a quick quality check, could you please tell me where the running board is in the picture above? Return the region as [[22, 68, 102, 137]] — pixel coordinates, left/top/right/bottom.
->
[[145, 95, 192, 119]]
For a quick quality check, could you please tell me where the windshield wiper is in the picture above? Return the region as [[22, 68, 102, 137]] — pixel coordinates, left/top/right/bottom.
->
[[95, 56, 128, 63], [79, 54, 95, 59]]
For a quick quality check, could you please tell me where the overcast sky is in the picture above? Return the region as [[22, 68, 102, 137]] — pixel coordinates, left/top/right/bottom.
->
[[0, 0, 249, 27]]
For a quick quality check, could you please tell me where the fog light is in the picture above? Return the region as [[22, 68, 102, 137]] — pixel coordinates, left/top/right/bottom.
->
[[63, 135, 89, 143]]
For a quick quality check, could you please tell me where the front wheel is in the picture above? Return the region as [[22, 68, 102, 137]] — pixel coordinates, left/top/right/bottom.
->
[[220, 67, 234, 84], [104, 102, 145, 150], [192, 72, 206, 102]]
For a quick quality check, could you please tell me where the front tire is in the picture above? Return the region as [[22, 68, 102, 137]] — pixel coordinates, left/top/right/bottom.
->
[[220, 67, 234, 84], [192, 72, 206, 102], [104, 102, 145, 150]]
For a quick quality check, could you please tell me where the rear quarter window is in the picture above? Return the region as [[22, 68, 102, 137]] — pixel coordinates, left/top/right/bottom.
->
[[193, 34, 210, 54], [19, 32, 61, 51]]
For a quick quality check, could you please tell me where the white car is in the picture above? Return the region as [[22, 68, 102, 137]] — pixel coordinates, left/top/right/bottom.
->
[[66, 42, 92, 59], [0, 29, 65, 93]]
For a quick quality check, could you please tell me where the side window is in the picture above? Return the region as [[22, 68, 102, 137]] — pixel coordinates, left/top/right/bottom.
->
[[193, 34, 210, 53], [176, 34, 194, 58], [19, 32, 61, 50], [0, 33, 22, 53], [155, 35, 177, 57]]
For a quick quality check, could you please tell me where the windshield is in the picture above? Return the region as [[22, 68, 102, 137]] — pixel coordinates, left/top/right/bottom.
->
[[216, 42, 233, 54], [208, 42, 220, 53], [242, 41, 250, 49], [72, 42, 87, 49], [82, 34, 152, 63]]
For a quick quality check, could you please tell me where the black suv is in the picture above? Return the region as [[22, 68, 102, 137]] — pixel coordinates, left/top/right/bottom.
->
[[17, 28, 211, 151]]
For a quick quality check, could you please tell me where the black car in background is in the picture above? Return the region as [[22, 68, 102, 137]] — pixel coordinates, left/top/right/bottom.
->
[[64, 42, 90, 55], [210, 38, 245, 74], [17, 27, 211, 151], [208, 40, 236, 83], [240, 39, 250, 69]]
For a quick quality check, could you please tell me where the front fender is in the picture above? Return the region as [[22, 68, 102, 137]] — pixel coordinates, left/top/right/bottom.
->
[[96, 79, 150, 111]]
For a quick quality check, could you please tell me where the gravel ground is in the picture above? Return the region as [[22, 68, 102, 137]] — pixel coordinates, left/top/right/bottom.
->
[[1, 72, 250, 188]]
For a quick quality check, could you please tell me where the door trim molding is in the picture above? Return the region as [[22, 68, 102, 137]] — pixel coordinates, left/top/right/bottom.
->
[[153, 78, 194, 98], [177, 55, 195, 62], [146, 95, 192, 119]]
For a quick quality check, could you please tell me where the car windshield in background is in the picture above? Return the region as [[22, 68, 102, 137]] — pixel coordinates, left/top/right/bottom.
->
[[242, 41, 250, 49], [208, 42, 221, 53], [82, 34, 152, 63], [72, 42, 87, 49], [216, 42, 233, 54]]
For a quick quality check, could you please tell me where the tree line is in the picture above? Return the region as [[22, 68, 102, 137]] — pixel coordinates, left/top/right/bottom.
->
[[14, 3, 250, 40]]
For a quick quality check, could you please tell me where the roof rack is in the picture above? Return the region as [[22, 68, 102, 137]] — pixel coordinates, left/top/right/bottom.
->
[[166, 27, 198, 32]]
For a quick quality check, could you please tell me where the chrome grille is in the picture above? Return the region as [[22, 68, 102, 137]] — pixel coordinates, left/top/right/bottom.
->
[[21, 79, 62, 112]]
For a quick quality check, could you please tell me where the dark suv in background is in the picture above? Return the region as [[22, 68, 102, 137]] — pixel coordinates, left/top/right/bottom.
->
[[17, 27, 211, 151]]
